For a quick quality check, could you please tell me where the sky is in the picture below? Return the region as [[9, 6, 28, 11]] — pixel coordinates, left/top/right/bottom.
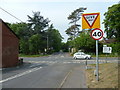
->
[[0, 0, 119, 42]]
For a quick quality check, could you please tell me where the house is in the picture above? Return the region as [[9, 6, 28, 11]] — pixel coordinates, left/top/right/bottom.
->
[[0, 19, 19, 68], [101, 38, 116, 44]]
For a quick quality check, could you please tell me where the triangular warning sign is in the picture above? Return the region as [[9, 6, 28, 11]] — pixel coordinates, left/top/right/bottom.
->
[[83, 13, 99, 28]]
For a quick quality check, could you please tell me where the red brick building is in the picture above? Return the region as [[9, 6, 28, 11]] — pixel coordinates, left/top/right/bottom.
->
[[0, 19, 19, 68]]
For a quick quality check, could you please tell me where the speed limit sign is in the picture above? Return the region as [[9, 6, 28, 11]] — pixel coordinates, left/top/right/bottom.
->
[[91, 28, 103, 40]]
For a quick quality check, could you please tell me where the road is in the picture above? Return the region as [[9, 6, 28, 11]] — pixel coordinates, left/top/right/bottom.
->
[[1, 53, 118, 88]]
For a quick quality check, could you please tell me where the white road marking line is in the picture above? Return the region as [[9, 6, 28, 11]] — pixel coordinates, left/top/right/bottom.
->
[[61, 56, 64, 57], [63, 62, 71, 64], [0, 67, 42, 83], [27, 61, 58, 64], [58, 69, 73, 88], [26, 60, 117, 65]]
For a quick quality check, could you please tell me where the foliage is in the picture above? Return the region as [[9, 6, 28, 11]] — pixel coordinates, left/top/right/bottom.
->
[[29, 34, 42, 54], [8, 23, 32, 54], [47, 24, 63, 52], [103, 3, 120, 41], [9, 23, 33, 39], [66, 31, 103, 53], [66, 7, 87, 40], [27, 11, 50, 34], [61, 42, 69, 52], [103, 3, 120, 54], [66, 24, 81, 39], [74, 31, 96, 53], [68, 7, 87, 24], [107, 42, 120, 54], [8, 11, 63, 55], [20, 39, 29, 54]]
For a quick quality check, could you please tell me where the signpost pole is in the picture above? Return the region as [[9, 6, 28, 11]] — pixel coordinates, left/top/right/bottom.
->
[[82, 13, 102, 81], [96, 40, 99, 81], [106, 53, 107, 63]]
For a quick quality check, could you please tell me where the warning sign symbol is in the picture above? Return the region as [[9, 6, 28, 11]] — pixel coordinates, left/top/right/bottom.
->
[[82, 13, 100, 29], [84, 14, 98, 27]]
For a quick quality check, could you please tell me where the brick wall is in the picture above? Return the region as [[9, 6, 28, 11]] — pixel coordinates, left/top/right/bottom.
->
[[1, 20, 19, 68]]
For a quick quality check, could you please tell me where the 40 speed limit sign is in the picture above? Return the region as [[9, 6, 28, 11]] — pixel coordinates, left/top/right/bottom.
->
[[91, 28, 103, 40]]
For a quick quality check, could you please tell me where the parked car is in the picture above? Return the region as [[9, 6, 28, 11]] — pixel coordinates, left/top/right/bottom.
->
[[73, 52, 91, 59]]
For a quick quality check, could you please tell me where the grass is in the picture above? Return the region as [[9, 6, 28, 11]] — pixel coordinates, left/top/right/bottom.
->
[[19, 54, 49, 57], [86, 63, 119, 88], [92, 54, 118, 57]]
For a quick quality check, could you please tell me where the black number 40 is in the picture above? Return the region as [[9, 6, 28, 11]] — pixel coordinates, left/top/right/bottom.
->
[[93, 32, 102, 37]]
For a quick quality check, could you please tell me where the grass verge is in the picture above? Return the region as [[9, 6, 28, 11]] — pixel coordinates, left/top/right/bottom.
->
[[91, 53, 118, 57], [86, 63, 119, 88], [19, 54, 49, 57]]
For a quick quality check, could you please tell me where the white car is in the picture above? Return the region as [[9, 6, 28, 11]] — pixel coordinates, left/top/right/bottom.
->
[[73, 52, 91, 59]]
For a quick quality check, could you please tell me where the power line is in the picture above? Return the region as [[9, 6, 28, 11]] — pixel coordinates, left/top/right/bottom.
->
[[0, 7, 23, 22]]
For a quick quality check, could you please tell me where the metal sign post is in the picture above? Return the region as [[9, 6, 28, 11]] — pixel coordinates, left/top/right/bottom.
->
[[91, 28, 103, 81], [82, 13, 102, 81], [96, 40, 99, 81]]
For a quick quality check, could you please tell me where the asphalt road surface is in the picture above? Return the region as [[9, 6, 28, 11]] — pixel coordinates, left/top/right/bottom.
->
[[1, 52, 118, 88]]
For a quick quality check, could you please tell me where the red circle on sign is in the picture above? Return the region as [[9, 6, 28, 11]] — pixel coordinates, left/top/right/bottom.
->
[[90, 28, 104, 40]]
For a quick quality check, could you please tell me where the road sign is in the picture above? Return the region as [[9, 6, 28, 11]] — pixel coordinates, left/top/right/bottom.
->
[[82, 13, 100, 29], [103, 47, 112, 53], [91, 28, 103, 40]]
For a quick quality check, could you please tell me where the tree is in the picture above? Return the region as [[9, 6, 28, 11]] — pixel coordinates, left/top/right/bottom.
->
[[103, 3, 120, 41], [27, 11, 50, 34], [20, 39, 29, 54], [65, 7, 87, 53], [66, 25, 81, 40], [66, 7, 87, 40], [8, 22, 33, 54], [29, 34, 42, 54], [27, 11, 51, 54], [47, 24, 63, 52], [9, 23, 33, 39], [8, 11, 63, 54], [61, 42, 69, 52], [74, 31, 96, 53]]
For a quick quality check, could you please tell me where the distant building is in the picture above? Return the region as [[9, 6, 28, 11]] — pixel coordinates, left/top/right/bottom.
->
[[101, 38, 116, 44], [0, 19, 19, 68]]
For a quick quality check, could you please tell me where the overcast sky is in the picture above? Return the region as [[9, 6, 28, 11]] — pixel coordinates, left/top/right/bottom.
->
[[0, 0, 119, 42]]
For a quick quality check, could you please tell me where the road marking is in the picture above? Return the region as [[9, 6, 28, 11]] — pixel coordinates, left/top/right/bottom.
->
[[61, 56, 64, 57], [0, 67, 42, 83], [58, 69, 73, 88], [63, 62, 71, 64], [26, 60, 118, 65]]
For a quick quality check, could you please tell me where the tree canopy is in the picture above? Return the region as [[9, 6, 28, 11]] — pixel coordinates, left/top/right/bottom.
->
[[66, 7, 87, 41], [103, 3, 120, 41], [8, 11, 63, 55], [27, 11, 50, 34]]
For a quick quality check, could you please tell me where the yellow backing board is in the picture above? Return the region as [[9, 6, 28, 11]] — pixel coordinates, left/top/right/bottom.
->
[[82, 13, 100, 29]]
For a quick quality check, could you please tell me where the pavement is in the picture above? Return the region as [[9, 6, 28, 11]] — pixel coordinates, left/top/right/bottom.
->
[[61, 66, 87, 88]]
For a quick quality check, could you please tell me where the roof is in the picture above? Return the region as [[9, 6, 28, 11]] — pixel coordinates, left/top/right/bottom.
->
[[101, 38, 116, 44], [104, 39, 116, 43], [0, 19, 19, 39]]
